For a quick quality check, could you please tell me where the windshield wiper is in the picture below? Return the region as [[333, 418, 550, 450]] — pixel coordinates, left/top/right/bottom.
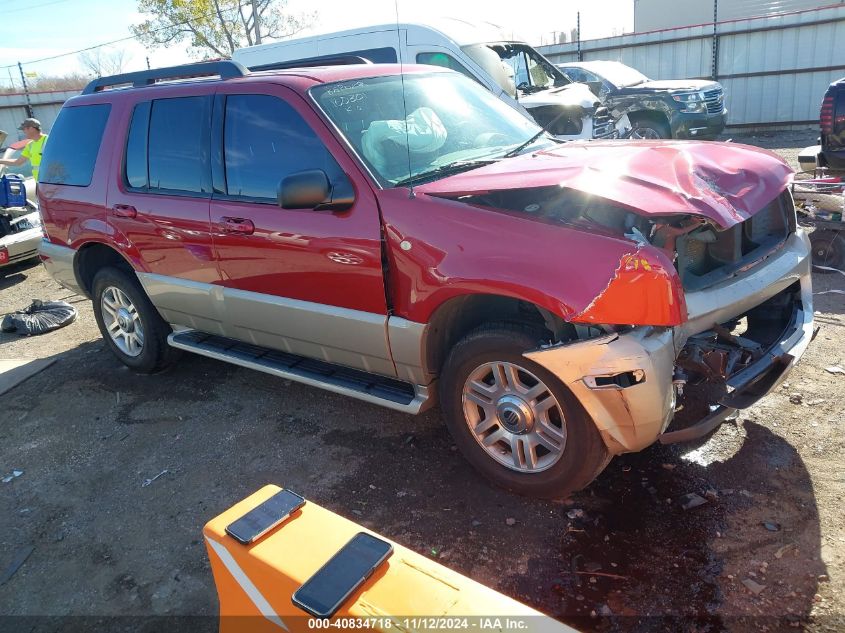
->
[[502, 109, 571, 159], [393, 159, 497, 187]]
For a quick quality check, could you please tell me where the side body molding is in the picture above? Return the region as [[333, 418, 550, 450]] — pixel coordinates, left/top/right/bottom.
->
[[137, 272, 430, 383]]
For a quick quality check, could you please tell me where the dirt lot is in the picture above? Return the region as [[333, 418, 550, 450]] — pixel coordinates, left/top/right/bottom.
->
[[0, 131, 843, 632]]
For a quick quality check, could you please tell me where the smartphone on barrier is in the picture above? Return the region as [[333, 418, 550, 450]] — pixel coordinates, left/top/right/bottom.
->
[[225, 489, 305, 545], [292, 532, 393, 618]]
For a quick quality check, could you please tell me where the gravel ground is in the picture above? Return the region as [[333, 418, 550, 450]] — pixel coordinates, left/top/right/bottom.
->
[[0, 130, 843, 632]]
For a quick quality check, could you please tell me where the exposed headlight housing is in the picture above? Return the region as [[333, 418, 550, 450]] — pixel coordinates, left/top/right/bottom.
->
[[673, 91, 707, 113], [672, 92, 702, 103]]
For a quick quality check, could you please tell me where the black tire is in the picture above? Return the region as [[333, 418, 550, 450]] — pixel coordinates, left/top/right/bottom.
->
[[630, 117, 671, 140], [91, 266, 180, 373], [809, 230, 845, 272], [439, 322, 610, 499]]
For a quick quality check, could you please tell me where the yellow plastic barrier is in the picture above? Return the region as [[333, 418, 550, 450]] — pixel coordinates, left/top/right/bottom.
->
[[204, 485, 578, 633]]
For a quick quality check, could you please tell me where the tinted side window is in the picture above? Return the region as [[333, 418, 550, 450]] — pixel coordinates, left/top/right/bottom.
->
[[562, 68, 585, 82], [223, 94, 342, 200], [250, 47, 397, 71], [416, 52, 476, 82], [350, 47, 397, 63], [148, 96, 211, 194], [125, 101, 150, 189], [40, 104, 111, 186]]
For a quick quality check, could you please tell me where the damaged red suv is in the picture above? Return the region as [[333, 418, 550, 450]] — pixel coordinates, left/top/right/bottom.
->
[[38, 61, 813, 498]]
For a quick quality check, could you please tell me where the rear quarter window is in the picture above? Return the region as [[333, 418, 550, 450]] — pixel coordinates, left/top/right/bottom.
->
[[40, 103, 111, 186]]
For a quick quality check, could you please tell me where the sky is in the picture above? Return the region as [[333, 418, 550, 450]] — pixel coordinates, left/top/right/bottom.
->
[[0, 0, 634, 89]]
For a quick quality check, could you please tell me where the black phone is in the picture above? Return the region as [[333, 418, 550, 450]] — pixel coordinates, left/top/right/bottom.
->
[[225, 489, 305, 545], [292, 532, 393, 618]]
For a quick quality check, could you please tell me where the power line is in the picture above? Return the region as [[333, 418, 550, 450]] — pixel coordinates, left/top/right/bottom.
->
[[1, 34, 138, 69], [2, 0, 72, 16], [0, 2, 254, 70]]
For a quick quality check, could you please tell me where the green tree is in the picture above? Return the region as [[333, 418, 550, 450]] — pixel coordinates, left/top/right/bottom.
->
[[131, 0, 316, 59]]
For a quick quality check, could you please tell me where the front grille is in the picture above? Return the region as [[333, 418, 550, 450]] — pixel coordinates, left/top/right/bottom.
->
[[703, 87, 723, 114], [676, 190, 794, 290], [592, 106, 617, 139]]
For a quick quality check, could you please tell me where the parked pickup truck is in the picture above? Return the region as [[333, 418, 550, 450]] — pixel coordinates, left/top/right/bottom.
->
[[557, 60, 727, 139], [38, 61, 812, 498]]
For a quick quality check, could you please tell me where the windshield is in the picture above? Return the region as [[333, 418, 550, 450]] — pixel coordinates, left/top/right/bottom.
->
[[583, 61, 649, 88], [311, 72, 546, 187], [462, 43, 568, 97]]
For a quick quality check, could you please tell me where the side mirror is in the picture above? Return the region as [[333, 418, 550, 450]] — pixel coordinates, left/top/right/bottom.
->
[[278, 169, 354, 211]]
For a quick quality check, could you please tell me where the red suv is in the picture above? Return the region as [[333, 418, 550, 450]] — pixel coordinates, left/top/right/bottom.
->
[[38, 61, 813, 498]]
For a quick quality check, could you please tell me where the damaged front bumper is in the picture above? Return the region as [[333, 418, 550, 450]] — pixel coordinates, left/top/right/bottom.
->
[[525, 229, 814, 455]]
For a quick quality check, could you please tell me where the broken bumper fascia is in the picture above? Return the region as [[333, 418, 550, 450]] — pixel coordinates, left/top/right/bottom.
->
[[525, 327, 677, 454], [525, 229, 814, 455]]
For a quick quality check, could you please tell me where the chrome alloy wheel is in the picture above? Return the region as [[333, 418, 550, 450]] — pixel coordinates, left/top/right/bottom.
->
[[101, 286, 144, 357], [630, 126, 661, 139], [462, 361, 567, 473]]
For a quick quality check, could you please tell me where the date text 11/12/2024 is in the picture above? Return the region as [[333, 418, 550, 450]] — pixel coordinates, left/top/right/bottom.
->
[[307, 617, 535, 629]]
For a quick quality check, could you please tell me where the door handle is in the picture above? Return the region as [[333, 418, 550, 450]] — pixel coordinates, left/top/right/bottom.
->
[[220, 217, 255, 235], [111, 204, 137, 218]]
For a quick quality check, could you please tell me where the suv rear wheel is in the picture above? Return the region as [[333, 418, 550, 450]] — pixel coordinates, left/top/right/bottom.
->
[[439, 323, 610, 499], [92, 267, 180, 373]]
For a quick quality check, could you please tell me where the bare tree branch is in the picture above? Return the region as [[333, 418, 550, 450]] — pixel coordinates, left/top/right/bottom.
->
[[211, 0, 237, 54], [131, 0, 316, 58]]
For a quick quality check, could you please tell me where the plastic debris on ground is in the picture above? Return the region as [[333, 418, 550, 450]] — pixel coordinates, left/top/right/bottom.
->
[[141, 469, 169, 488], [679, 493, 708, 510], [1, 300, 78, 336], [1, 469, 23, 483], [0, 545, 34, 586]]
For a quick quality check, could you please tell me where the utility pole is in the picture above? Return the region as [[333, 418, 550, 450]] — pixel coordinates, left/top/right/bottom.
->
[[146, 56, 151, 70], [711, 0, 719, 80], [577, 12, 582, 61], [252, 0, 262, 44], [17, 62, 33, 118]]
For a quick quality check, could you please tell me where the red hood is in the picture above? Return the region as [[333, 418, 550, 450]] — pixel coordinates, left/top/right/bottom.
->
[[416, 140, 793, 229]]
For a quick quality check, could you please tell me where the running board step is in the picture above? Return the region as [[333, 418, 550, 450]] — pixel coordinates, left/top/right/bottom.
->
[[168, 330, 431, 414]]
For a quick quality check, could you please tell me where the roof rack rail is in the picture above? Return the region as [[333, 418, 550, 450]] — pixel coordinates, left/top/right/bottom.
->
[[81, 60, 249, 95], [248, 55, 373, 72]]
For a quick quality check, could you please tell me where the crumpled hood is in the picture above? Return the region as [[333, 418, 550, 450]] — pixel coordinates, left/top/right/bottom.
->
[[632, 79, 719, 92], [416, 140, 793, 229], [520, 82, 599, 111]]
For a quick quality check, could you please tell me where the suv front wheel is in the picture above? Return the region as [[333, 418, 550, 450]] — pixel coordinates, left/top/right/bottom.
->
[[92, 267, 180, 373], [439, 323, 610, 499]]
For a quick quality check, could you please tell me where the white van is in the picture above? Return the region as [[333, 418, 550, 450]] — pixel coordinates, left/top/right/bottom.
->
[[233, 18, 617, 141]]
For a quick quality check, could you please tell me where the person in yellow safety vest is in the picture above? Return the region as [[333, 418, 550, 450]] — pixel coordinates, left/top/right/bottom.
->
[[0, 118, 48, 181]]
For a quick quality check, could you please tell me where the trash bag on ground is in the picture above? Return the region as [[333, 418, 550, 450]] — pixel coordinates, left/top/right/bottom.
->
[[1, 299, 77, 336]]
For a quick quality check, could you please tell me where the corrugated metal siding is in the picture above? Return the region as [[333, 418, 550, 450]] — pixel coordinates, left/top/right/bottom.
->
[[539, 4, 845, 128], [0, 90, 79, 143], [634, 0, 838, 32]]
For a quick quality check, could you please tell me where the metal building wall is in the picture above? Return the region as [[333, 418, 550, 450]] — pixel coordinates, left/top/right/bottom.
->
[[538, 4, 845, 129], [634, 0, 839, 33], [0, 89, 80, 143]]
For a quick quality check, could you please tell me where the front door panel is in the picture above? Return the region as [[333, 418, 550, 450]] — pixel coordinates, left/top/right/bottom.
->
[[209, 84, 392, 375]]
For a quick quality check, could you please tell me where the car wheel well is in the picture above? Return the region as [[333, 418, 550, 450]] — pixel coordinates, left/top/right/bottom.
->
[[424, 295, 569, 376], [75, 244, 135, 296], [628, 110, 670, 127]]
